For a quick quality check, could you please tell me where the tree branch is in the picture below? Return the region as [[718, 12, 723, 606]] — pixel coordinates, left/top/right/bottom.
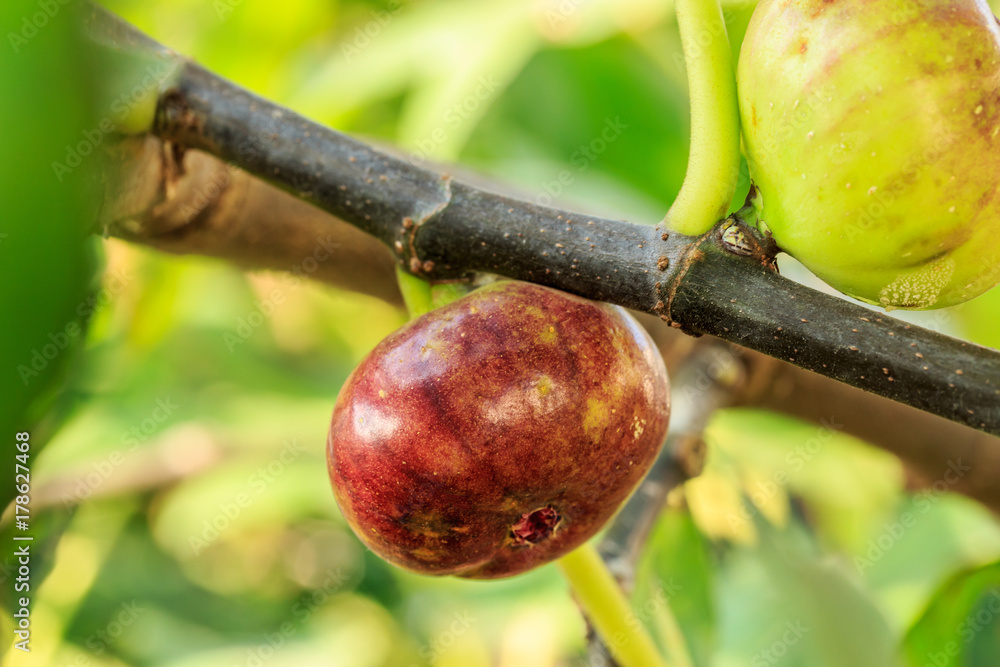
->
[[96, 117, 1000, 514], [100, 135, 403, 306], [87, 7, 1000, 438]]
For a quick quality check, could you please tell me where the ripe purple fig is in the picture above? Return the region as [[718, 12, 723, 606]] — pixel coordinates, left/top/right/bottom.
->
[[327, 281, 670, 579]]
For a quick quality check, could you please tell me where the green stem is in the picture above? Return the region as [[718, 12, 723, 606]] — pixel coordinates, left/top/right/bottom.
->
[[558, 542, 668, 667], [395, 267, 433, 319], [431, 282, 470, 309], [663, 0, 741, 236]]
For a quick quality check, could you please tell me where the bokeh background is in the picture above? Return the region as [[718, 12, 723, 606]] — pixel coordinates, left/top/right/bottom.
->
[[3, 0, 1000, 665]]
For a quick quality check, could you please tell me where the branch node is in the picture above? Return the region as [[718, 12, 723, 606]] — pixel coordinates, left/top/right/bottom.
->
[[719, 217, 778, 270], [155, 85, 207, 149], [400, 174, 453, 278]]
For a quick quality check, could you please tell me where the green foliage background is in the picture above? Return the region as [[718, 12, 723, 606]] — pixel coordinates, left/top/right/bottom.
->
[[3, 1, 1000, 665]]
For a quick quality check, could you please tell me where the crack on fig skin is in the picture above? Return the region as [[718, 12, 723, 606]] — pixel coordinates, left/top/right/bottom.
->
[[510, 506, 562, 546]]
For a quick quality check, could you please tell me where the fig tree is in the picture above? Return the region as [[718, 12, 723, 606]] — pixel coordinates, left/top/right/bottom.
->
[[327, 281, 670, 579], [738, 0, 1000, 309]]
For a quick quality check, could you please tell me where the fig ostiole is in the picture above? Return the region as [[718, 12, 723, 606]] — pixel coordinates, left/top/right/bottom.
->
[[738, 0, 1000, 309], [327, 281, 670, 579]]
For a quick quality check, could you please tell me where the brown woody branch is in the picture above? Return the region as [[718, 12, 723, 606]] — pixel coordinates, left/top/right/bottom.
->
[[96, 136, 1000, 513], [101, 30, 1000, 436]]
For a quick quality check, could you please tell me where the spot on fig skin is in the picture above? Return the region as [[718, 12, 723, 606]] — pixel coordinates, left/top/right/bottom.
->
[[510, 506, 562, 546]]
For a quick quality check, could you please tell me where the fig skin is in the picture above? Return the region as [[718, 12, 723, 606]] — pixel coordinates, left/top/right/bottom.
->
[[327, 281, 670, 579], [738, 0, 1000, 309]]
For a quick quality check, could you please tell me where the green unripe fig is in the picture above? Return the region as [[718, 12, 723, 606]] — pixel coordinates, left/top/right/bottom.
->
[[738, 0, 1000, 309]]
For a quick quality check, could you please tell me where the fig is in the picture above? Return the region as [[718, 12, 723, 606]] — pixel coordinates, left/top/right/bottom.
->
[[327, 281, 670, 579], [738, 0, 1000, 309]]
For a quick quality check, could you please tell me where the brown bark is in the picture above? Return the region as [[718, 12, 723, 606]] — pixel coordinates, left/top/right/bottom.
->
[[100, 135, 402, 307]]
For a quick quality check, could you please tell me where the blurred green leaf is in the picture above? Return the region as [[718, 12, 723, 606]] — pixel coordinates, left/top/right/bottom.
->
[[858, 494, 1000, 634], [707, 408, 904, 553], [957, 286, 1000, 350], [715, 518, 897, 667], [0, 0, 100, 507], [636, 506, 716, 667], [903, 561, 1000, 667], [463, 35, 691, 222]]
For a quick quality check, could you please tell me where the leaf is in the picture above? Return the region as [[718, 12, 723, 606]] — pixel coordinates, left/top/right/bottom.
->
[[706, 409, 904, 554], [635, 505, 716, 667], [856, 494, 1000, 633], [714, 517, 898, 667], [462, 36, 691, 223], [0, 0, 101, 507], [903, 561, 1000, 667]]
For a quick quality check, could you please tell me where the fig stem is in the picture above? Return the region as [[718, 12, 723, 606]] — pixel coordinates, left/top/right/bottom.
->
[[395, 267, 433, 319], [558, 542, 670, 667], [663, 0, 741, 236], [430, 282, 470, 310]]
